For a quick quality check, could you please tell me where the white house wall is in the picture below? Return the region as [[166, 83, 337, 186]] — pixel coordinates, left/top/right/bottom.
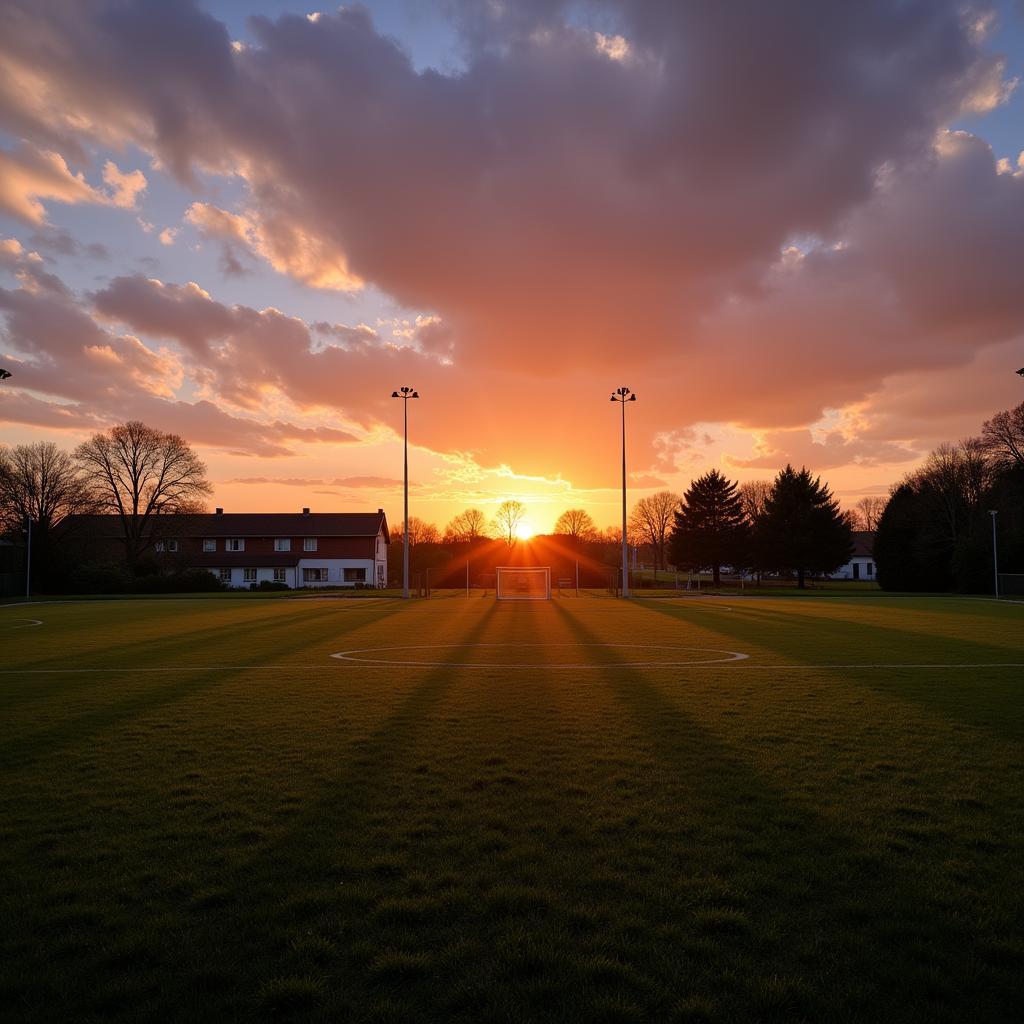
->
[[208, 558, 382, 588]]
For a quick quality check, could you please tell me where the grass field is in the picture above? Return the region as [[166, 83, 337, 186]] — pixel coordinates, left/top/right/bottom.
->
[[2, 593, 1022, 1022]]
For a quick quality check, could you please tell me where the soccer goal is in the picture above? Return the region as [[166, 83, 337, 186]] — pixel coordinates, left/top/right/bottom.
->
[[496, 566, 551, 601]]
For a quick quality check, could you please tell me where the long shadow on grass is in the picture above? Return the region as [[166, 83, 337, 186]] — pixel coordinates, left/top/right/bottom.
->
[[649, 598, 1023, 664], [548, 600, 1020, 1023], [637, 598, 1024, 744], [736, 598, 1024, 657], [158, 600, 507, 1015], [16, 600, 357, 673], [0, 602, 405, 770]]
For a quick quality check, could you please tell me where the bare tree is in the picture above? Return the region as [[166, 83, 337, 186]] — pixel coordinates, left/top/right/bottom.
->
[[738, 479, 772, 524], [553, 508, 597, 541], [627, 491, 678, 569], [75, 421, 212, 564], [850, 496, 887, 532], [602, 525, 622, 545], [391, 517, 440, 546], [0, 442, 96, 535], [443, 508, 489, 544], [980, 400, 1024, 469], [914, 439, 995, 545], [493, 499, 526, 547]]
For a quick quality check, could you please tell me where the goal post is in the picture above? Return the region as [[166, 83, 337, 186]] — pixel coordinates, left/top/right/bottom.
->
[[495, 566, 551, 601]]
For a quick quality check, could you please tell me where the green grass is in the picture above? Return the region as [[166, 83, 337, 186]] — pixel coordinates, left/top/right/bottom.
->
[[1, 593, 1022, 1022]]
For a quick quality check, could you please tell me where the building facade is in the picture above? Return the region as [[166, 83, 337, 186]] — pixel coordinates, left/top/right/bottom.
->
[[62, 508, 390, 589], [831, 531, 876, 581]]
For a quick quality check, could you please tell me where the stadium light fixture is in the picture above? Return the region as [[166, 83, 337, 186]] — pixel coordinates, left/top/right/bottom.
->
[[0, 369, 11, 380], [1017, 368, 1024, 376], [610, 387, 637, 598], [392, 386, 419, 599]]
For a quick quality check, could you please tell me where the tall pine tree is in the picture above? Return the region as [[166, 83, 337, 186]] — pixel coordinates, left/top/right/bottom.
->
[[756, 465, 852, 588], [669, 469, 748, 584]]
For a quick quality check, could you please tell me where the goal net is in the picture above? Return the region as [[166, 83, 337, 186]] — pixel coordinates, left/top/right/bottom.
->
[[496, 567, 551, 601]]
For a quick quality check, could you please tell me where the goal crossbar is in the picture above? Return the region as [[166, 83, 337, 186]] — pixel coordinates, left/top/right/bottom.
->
[[496, 566, 551, 600]]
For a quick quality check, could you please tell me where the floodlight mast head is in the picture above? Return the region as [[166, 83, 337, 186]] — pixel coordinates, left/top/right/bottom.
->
[[1017, 367, 1024, 376], [0, 369, 11, 380]]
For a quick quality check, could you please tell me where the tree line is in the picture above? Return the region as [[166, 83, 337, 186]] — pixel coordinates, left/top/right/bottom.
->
[[0, 421, 211, 589], [23, 404, 1018, 593], [875, 399, 1024, 592], [391, 466, 857, 589]]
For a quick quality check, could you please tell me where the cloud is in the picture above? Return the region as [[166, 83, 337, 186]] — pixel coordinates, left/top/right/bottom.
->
[[226, 475, 402, 488], [725, 428, 919, 472], [185, 201, 360, 289], [0, 260, 364, 457], [0, 144, 147, 223], [0, 1, 1021, 488], [0, 145, 106, 224], [101, 159, 146, 208], [331, 475, 404, 489]]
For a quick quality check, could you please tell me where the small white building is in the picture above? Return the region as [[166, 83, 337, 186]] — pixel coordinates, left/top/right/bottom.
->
[[831, 531, 876, 581]]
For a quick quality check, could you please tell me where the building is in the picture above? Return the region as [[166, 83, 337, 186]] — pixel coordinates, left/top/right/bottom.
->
[[60, 508, 389, 589], [831, 531, 876, 581]]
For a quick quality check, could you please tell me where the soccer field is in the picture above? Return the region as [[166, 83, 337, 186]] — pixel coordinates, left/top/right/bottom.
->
[[2, 594, 1022, 1022]]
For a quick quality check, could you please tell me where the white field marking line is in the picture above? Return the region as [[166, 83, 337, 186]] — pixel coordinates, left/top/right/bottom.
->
[[744, 662, 1024, 670], [0, 596, 395, 609], [330, 643, 750, 668], [9, 618, 42, 628], [3, 659, 1024, 675]]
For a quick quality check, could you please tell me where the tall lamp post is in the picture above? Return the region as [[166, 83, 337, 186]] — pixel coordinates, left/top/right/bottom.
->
[[989, 509, 999, 599], [610, 387, 637, 598], [391, 386, 419, 598]]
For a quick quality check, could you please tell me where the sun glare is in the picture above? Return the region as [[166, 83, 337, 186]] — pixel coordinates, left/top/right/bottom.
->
[[515, 521, 535, 541]]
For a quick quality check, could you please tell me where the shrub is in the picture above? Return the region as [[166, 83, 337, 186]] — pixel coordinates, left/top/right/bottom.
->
[[66, 561, 134, 594], [135, 569, 226, 593]]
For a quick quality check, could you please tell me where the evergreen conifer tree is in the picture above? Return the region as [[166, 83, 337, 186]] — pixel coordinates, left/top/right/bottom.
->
[[756, 465, 852, 588], [669, 469, 748, 584]]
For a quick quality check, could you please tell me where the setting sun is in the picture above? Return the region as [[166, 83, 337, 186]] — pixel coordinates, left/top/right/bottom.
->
[[515, 521, 535, 541]]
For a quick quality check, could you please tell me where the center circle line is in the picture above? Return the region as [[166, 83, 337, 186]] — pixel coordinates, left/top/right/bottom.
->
[[329, 642, 750, 668]]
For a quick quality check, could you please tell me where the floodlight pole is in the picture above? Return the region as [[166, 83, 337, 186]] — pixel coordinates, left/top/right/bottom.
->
[[610, 387, 637, 598], [990, 510, 999, 599], [25, 513, 31, 599], [391, 386, 419, 599]]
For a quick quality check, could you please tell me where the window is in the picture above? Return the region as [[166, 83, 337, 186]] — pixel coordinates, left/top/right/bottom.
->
[[203, 538, 216, 552], [303, 537, 317, 552], [155, 539, 179, 553], [303, 567, 328, 582], [243, 568, 257, 582], [226, 538, 244, 552], [273, 568, 287, 583], [274, 538, 291, 552], [344, 567, 367, 582], [218, 568, 231, 582], [866, 562, 874, 577]]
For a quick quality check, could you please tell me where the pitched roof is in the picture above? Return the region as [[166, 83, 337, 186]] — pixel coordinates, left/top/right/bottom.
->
[[851, 531, 875, 557], [59, 511, 389, 541]]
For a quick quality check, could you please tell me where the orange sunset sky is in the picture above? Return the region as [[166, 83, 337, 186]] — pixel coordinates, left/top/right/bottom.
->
[[1, 0, 1023, 534]]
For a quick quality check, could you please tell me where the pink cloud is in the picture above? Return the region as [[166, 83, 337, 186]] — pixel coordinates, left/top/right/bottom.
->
[[0, 1, 1021, 492]]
